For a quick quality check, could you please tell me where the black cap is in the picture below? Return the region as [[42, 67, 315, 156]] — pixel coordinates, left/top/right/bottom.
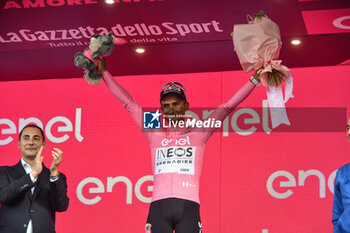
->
[[160, 82, 187, 102]]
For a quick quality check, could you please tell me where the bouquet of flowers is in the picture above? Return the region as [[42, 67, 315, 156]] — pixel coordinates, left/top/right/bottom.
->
[[232, 11, 294, 128]]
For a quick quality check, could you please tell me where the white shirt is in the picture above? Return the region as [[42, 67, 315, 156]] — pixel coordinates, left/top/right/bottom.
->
[[21, 158, 37, 233], [20, 159, 60, 232]]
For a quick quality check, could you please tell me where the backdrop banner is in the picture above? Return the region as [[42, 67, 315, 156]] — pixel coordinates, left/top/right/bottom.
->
[[0, 65, 349, 233]]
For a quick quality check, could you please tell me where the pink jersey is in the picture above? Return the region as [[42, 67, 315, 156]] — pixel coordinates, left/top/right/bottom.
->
[[103, 71, 256, 204]]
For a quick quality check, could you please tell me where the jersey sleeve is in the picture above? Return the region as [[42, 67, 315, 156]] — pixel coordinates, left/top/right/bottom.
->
[[102, 71, 148, 138], [200, 80, 256, 143]]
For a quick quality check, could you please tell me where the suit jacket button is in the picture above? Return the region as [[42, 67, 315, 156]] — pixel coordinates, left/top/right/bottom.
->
[[23, 224, 27, 228], [30, 209, 35, 213]]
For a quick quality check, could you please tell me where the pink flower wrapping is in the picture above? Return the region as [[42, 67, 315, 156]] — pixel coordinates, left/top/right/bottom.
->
[[233, 13, 294, 128], [233, 14, 282, 74]]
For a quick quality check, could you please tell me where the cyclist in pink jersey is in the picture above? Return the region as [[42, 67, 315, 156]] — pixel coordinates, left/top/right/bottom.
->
[[95, 58, 261, 233]]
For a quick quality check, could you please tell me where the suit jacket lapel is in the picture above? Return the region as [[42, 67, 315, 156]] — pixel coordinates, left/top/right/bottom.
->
[[12, 161, 26, 179]]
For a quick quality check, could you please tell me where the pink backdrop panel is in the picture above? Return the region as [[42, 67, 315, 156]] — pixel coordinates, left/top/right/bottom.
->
[[0, 65, 349, 233]]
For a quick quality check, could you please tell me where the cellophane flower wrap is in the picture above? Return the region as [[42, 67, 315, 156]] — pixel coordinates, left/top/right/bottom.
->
[[233, 11, 294, 128]]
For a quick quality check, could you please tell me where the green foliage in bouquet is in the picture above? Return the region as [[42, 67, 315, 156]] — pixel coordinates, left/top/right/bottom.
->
[[267, 69, 286, 86], [255, 10, 265, 18]]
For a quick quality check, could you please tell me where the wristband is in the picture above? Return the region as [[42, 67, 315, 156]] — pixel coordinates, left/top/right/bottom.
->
[[250, 76, 260, 86]]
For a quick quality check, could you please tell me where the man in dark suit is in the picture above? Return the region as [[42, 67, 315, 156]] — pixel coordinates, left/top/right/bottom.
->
[[0, 124, 69, 233]]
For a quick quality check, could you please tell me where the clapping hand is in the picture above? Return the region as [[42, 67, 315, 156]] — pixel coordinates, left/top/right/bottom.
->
[[50, 148, 63, 177]]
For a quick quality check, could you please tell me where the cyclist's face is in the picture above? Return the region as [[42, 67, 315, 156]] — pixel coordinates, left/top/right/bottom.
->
[[161, 94, 189, 122]]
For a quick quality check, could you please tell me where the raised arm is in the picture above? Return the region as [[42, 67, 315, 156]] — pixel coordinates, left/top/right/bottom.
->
[[201, 71, 261, 142], [98, 58, 144, 130]]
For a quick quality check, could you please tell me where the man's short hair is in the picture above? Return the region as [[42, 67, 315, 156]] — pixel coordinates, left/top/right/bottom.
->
[[19, 124, 46, 142]]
